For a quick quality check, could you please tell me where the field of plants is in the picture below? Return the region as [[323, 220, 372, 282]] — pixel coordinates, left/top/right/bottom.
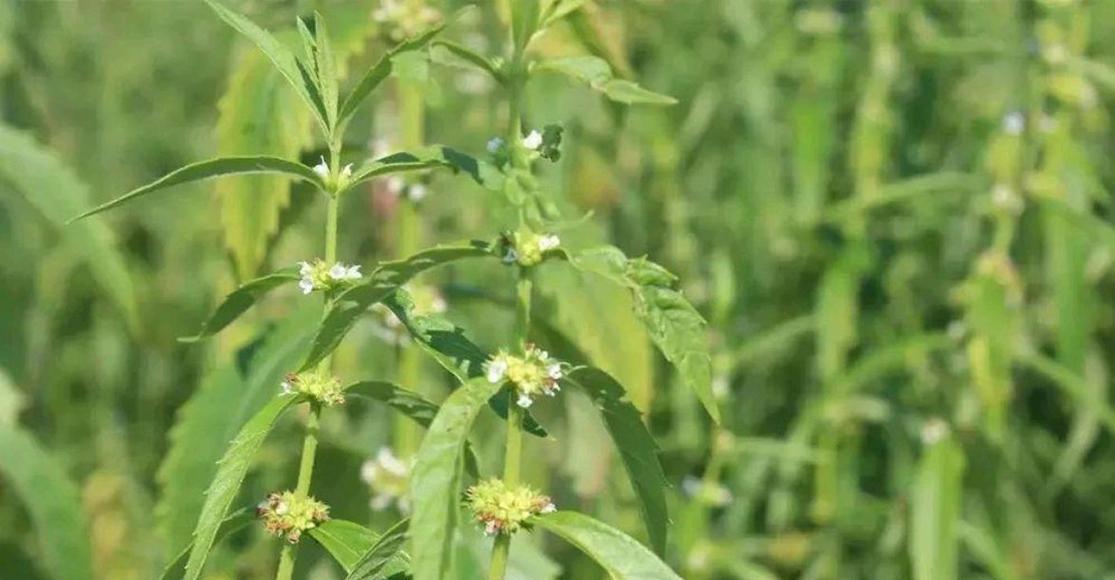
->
[[4, 0, 1115, 578]]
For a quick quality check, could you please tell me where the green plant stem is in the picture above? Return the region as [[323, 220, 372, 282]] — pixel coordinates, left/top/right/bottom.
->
[[276, 147, 342, 580]]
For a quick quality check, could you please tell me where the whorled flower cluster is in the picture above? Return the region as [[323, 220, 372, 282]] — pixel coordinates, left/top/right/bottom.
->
[[311, 157, 354, 192], [360, 447, 411, 513], [256, 491, 330, 544], [465, 479, 555, 536], [298, 259, 362, 295], [281, 372, 345, 406], [499, 230, 561, 267], [484, 344, 567, 408]]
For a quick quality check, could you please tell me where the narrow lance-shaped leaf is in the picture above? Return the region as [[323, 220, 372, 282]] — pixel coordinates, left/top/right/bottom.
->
[[184, 394, 305, 580], [71, 156, 325, 222], [179, 266, 300, 342], [160, 509, 254, 580], [565, 367, 668, 555], [383, 292, 548, 437], [430, 40, 503, 81], [572, 246, 720, 422], [345, 380, 482, 476], [410, 378, 503, 580], [309, 519, 404, 576], [337, 21, 447, 129], [312, 11, 339, 129], [909, 429, 965, 580], [338, 147, 479, 196], [299, 242, 494, 371], [0, 426, 94, 580], [531, 511, 682, 580], [532, 56, 676, 105], [347, 519, 411, 580], [202, 0, 329, 132]]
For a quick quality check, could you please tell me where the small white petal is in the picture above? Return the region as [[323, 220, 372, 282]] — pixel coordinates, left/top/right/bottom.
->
[[299, 261, 314, 276], [313, 157, 330, 178], [329, 264, 348, 280], [408, 183, 428, 201], [345, 265, 363, 280], [281, 380, 294, 395], [299, 278, 316, 295], [541, 503, 556, 514], [547, 364, 563, 380], [370, 494, 392, 511], [486, 137, 505, 153], [516, 393, 533, 408], [360, 460, 377, 484], [538, 234, 560, 251], [523, 130, 543, 150], [484, 521, 499, 536], [341, 163, 354, 179], [486, 359, 508, 383], [275, 502, 290, 515]]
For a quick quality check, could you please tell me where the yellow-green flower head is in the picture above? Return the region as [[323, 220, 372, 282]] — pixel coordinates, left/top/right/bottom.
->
[[281, 372, 345, 406], [360, 447, 412, 513], [298, 258, 362, 295], [484, 344, 567, 408], [256, 491, 330, 544], [465, 479, 556, 536], [500, 230, 561, 267]]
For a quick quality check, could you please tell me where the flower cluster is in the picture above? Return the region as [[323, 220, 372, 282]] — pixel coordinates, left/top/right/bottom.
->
[[298, 259, 362, 295], [465, 479, 555, 536], [484, 344, 566, 408], [499, 230, 561, 267], [281, 372, 345, 406], [256, 491, 330, 544], [312, 157, 354, 192], [486, 125, 563, 163], [360, 447, 412, 513]]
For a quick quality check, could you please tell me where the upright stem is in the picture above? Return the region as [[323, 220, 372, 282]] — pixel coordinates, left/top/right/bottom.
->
[[276, 144, 342, 580]]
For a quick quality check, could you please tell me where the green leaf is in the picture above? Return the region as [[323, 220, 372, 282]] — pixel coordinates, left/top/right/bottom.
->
[[339, 147, 473, 196], [345, 380, 480, 477], [511, 0, 541, 51], [383, 293, 547, 438], [533, 56, 676, 106], [70, 156, 325, 222], [347, 519, 411, 580], [298, 242, 493, 371], [160, 509, 253, 580], [184, 393, 305, 580], [179, 266, 300, 342], [430, 40, 502, 80], [0, 125, 138, 330], [215, 47, 313, 279], [541, 0, 588, 27], [565, 367, 668, 555], [309, 519, 379, 573], [312, 12, 339, 129], [572, 246, 719, 422], [531, 511, 681, 580], [410, 378, 503, 580], [202, 0, 329, 132], [337, 21, 447, 130], [157, 305, 317, 547], [0, 426, 93, 580], [909, 432, 964, 580]]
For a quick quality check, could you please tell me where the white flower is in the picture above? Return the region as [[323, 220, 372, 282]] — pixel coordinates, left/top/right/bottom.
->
[[299, 277, 315, 295], [312, 156, 330, 179], [341, 163, 354, 179], [540, 502, 556, 514], [516, 392, 533, 408], [486, 137, 505, 153], [298, 261, 313, 277], [377, 447, 408, 477], [329, 263, 348, 280], [486, 358, 508, 383], [484, 521, 500, 536], [1002, 112, 1025, 136], [537, 234, 560, 251], [522, 130, 543, 151], [546, 364, 563, 380], [274, 501, 290, 516], [344, 265, 362, 280], [280, 378, 294, 395], [408, 183, 428, 201]]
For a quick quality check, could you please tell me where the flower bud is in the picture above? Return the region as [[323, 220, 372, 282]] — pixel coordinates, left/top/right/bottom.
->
[[280, 372, 345, 406]]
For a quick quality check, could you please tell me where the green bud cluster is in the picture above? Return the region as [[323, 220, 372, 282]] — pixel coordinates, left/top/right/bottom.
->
[[465, 479, 555, 536], [256, 491, 330, 544], [281, 372, 345, 406], [499, 230, 561, 267]]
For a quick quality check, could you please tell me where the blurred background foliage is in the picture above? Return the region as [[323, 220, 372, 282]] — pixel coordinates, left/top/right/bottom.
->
[[4, 0, 1115, 579]]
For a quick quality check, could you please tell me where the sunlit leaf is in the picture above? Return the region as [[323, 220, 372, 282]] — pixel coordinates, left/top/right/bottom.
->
[[410, 378, 503, 580], [179, 266, 300, 342], [71, 156, 325, 221], [531, 511, 681, 579]]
